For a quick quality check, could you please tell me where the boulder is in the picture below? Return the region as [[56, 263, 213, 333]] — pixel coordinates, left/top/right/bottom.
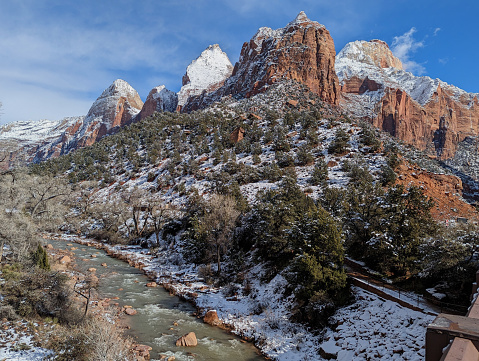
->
[[59, 256, 71, 264], [203, 310, 221, 326], [175, 332, 198, 347], [125, 308, 137, 316], [146, 282, 158, 288]]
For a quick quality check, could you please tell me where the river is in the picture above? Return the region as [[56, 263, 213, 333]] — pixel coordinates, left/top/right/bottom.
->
[[48, 239, 265, 361]]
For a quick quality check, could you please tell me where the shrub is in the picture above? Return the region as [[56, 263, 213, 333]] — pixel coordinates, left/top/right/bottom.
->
[[328, 128, 350, 155], [309, 159, 328, 186], [32, 244, 50, 271]]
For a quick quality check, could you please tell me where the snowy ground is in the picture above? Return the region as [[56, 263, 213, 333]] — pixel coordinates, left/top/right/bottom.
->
[[63, 234, 435, 361], [0, 320, 54, 360]]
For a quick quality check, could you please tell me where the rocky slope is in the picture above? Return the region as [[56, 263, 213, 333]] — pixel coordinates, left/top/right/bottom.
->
[[0, 116, 85, 168], [177, 44, 234, 110], [337, 40, 479, 160], [184, 11, 339, 111]]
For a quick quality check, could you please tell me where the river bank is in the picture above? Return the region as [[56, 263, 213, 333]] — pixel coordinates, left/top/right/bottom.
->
[[45, 233, 435, 361]]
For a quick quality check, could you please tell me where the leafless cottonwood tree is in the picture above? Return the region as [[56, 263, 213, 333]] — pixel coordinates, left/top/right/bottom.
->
[[0, 170, 70, 261], [147, 199, 183, 246], [200, 194, 240, 275]]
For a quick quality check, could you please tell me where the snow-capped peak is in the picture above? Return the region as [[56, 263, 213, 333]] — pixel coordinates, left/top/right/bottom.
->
[[177, 44, 233, 107], [286, 11, 324, 29], [336, 39, 479, 107], [99, 79, 140, 99]]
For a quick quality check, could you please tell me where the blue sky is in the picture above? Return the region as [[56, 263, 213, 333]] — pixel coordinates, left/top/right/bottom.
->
[[0, 0, 477, 125]]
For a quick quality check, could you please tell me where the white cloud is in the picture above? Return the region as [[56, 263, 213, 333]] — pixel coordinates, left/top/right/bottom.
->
[[434, 27, 441, 36], [391, 27, 426, 75]]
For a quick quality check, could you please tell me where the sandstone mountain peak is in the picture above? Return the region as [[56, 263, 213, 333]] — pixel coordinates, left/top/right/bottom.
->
[[287, 11, 323, 29], [100, 79, 142, 101], [337, 40, 403, 72], [293, 11, 309, 23], [177, 44, 233, 109], [70, 79, 143, 149], [337, 39, 479, 159], [137, 85, 178, 121]]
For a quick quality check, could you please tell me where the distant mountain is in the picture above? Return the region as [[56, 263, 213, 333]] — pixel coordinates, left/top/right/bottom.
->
[[0, 79, 143, 167], [336, 39, 479, 160], [136, 85, 178, 122], [0, 116, 84, 168]]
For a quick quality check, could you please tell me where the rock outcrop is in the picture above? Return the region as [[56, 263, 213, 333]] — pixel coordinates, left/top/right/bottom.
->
[[177, 44, 233, 110], [184, 11, 339, 111], [137, 85, 178, 121], [337, 40, 479, 159]]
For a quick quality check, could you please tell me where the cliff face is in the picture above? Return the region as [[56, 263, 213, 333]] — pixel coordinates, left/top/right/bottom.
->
[[336, 40, 479, 159], [136, 85, 178, 122], [184, 11, 339, 111]]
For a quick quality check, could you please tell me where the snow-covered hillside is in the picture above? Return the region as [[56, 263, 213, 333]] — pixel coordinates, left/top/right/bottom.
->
[[0, 117, 84, 143]]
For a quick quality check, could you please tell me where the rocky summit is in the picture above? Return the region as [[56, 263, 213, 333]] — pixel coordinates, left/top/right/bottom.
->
[[177, 44, 234, 111], [136, 85, 178, 122]]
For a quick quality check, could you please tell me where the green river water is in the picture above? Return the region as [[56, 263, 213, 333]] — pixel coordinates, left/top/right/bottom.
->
[[48, 239, 265, 361]]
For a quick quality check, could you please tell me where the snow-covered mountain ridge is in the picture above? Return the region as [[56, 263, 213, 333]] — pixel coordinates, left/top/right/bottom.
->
[[0, 117, 84, 143], [336, 39, 479, 160]]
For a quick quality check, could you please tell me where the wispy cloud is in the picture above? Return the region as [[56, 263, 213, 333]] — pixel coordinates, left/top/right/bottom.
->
[[391, 27, 426, 75], [434, 27, 441, 36]]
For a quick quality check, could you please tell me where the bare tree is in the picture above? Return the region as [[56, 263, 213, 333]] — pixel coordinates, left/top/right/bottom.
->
[[148, 200, 183, 246], [120, 188, 150, 239], [199, 194, 240, 275], [0, 170, 71, 261]]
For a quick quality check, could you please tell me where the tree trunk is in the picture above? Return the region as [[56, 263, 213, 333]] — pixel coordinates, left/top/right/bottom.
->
[[216, 243, 221, 275], [0, 239, 4, 263]]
